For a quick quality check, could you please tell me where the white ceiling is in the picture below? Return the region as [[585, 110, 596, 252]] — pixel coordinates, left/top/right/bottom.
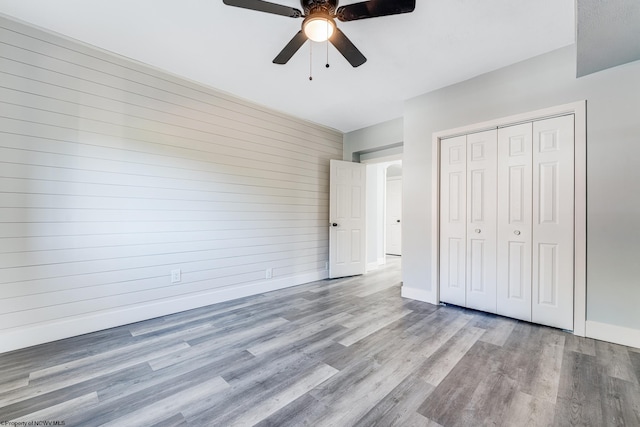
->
[[0, 0, 575, 132]]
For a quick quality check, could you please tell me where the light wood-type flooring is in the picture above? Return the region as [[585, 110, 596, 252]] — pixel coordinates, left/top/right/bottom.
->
[[1, 257, 639, 426]]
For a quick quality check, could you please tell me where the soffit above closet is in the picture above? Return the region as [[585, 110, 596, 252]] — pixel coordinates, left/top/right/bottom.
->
[[576, 0, 640, 77]]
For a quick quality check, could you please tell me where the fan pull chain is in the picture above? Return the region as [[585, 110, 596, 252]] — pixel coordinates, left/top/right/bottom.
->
[[325, 18, 330, 68], [309, 41, 313, 81], [326, 37, 330, 68]]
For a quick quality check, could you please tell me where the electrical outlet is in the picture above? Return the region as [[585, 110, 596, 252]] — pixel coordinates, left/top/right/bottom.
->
[[171, 269, 181, 283], [266, 268, 273, 279]]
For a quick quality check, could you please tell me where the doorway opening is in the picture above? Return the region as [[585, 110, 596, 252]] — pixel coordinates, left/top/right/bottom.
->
[[363, 158, 402, 273]]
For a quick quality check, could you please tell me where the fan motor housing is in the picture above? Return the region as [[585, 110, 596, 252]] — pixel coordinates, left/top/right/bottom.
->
[[301, 0, 338, 15]]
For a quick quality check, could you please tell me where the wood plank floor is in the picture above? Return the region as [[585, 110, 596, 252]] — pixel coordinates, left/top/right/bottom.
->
[[1, 257, 639, 426]]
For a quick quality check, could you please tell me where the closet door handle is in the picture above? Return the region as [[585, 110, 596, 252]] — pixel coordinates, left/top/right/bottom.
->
[[514, 230, 521, 236], [475, 229, 481, 234]]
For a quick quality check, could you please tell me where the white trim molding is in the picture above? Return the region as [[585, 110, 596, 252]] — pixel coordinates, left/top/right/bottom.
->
[[430, 101, 587, 336], [366, 256, 389, 272], [586, 321, 640, 349], [401, 286, 435, 304], [0, 271, 328, 354]]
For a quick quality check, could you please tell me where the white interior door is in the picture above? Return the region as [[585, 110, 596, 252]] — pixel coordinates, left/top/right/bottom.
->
[[497, 123, 533, 321], [329, 159, 366, 278], [465, 130, 498, 313], [439, 135, 467, 307], [532, 115, 574, 330], [385, 177, 402, 256]]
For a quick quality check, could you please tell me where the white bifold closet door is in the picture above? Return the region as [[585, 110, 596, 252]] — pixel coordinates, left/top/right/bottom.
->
[[439, 135, 467, 307], [440, 130, 498, 313], [466, 130, 498, 313], [531, 116, 574, 330], [440, 115, 575, 330], [497, 123, 533, 321]]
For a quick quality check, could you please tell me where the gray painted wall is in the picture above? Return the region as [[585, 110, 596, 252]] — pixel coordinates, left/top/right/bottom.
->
[[345, 45, 640, 332], [0, 16, 342, 352], [343, 118, 403, 161]]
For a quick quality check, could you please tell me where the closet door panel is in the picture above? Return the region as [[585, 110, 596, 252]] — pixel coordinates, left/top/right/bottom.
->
[[532, 115, 574, 330], [497, 123, 533, 321], [466, 130, 497, 313], [439, 136, 467, 306]]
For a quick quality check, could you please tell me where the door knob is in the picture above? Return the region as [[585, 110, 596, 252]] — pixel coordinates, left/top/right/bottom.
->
[[514, 230, 521, 235], [396, 220, 401, 223], [475, 229, 481, 233], [331, 223, 338, 227]]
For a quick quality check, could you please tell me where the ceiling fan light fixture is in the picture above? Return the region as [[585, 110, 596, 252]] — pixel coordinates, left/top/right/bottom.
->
[[223, 0, 418, 67], [303, 16, 335, 42]]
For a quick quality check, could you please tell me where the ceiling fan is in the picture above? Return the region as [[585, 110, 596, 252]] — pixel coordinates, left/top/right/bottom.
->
[[222, 0, 416, 67]]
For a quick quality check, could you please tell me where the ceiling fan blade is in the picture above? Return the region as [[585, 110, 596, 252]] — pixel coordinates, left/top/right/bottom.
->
[[223, 0, 302, 18], [336, 0, 415, 21], [273, 31, 308, 64], [330, 28, 367, 67]]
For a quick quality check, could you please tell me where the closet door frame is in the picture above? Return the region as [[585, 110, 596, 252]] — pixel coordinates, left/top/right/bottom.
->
[[430, 101, 587, 337]]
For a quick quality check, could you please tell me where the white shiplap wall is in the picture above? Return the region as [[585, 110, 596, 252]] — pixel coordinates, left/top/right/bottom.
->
[[0, 15, 342, 353]]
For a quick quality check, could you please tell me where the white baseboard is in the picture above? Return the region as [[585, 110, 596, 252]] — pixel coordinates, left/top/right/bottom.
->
[[586, 320, 640, 349], [401, 286, 437, 305], [367, 257, 388, 272], [0, 270, 328, 354], [366, 262, 379, 272]]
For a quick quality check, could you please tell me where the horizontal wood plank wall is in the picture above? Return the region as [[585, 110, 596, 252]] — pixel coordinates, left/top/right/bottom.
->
[[0, 15, 342, 353]]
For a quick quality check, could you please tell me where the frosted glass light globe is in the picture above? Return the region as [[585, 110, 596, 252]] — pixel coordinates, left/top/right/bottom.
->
[[304, 17, 335, 42]]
